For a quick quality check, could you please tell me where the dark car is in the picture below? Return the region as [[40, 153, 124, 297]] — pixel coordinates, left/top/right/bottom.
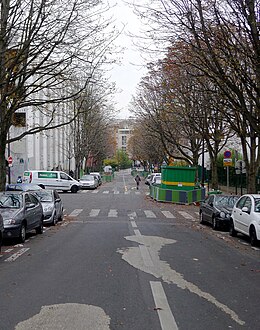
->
[[199, 194, 239, 230], [0, 213, 3, 252], [0, 191, 44, 243], [6, 183, 43, 192], [33, 189, 64, 226]]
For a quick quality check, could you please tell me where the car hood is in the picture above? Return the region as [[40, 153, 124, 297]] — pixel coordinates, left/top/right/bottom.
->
[[0, 208, 20, 219], [219, 205, 233, 213], [41, 202, 54, 209]]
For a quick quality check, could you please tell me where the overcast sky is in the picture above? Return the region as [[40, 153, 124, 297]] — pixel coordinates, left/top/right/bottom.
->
[[108, 1, 147, 119]]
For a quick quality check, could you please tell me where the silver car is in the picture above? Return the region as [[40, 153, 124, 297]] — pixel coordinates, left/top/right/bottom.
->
[[0, 213, 3, 252], [0, 191, 44, 243], [33, 190, 64, 226], [79, 174, 99, 189]]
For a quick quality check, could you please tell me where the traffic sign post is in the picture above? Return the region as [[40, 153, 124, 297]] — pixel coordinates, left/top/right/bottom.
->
[[8, 156, 13, 167], [223, 153, 232, 194]]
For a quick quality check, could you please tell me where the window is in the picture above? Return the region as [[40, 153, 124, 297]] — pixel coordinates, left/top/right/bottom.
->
[[122, 136, 127, 146]]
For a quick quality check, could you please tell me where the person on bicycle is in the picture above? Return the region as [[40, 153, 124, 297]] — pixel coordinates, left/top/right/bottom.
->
[[135, 174, 141, 190]]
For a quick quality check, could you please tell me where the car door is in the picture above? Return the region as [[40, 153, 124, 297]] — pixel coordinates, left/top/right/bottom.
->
[[203, 195, 215, 223], [238, 196, 252, 235], [24, 193, 37, 230], [232, 196, 247, 232], [59, 172, 71, 190], [54, 190, 62, 218]]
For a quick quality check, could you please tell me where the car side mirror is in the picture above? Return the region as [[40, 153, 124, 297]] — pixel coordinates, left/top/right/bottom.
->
[[241, 206, 249, 213], [26, 203, 35, 209]]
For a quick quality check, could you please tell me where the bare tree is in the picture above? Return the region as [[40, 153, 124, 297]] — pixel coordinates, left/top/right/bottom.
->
[[131, 0, 260, 192], [0, 0, 120, 189]]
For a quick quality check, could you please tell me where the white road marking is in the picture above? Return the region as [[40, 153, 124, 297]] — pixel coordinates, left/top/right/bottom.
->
[[5, 248, 30, 262], [92, 190, 99, 194], [139, 245, 154, 267], [161, 211, 175, 219], [114, 191, 119, 194], [128, 211, 137, 219], [69, 209, 83, 217], [118, 235, 244, 326], [134, 229, 141, 236], [15, 303, 110, 330], [89, 209, 100, 217], [4, 248, 14, 253], [108, 209, 118, 217], [178, 211, 194, 219], [124, 191, 130, 194], [144, 210, 156, 218], [135, 191, 141, 195], [131, 221, 137, 228], [103, 191, 109, 194], [150, 281, 178, 330]]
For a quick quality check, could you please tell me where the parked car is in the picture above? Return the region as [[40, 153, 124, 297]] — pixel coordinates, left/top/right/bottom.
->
[[230, 194, 260, 246], [90, 172, 102, 186], [145, 173, 161, 186], [23, 170, 82, 193], [6, 183, 43, 192], [0, 213, 3, 252], [79, 174, 99, 189], [200, 194, 239, 230], [33, 189, 63, 226], [0, 191, 44, 243], [151, 173, 161, 185], [145, 174, 151, 185]]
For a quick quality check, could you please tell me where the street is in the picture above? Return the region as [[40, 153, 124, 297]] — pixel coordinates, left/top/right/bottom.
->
[[0, 169, 259, 330]]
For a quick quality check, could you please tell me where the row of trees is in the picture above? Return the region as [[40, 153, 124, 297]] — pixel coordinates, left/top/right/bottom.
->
[[0, 0, 120, 189], [129, 0, 259, 192]]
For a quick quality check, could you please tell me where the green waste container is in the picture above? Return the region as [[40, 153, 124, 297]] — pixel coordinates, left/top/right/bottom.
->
[[208, 190, 222, 195]]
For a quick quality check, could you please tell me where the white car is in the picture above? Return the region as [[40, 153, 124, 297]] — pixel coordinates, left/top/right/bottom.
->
[[79, 174, 99, 189], [145, 173, 161, 185], [230, 194, 260, 246]]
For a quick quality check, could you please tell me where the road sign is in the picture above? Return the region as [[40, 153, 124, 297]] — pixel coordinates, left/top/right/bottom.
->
[[8, 156, 13, 166], [223, 158, 233, 166], [224, 150, 232, 158], [235, 160, 246, 174]]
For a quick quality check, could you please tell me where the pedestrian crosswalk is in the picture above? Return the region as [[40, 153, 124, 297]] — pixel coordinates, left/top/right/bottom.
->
[[80, 189, 146, 195], [66, 208, 197, 220]]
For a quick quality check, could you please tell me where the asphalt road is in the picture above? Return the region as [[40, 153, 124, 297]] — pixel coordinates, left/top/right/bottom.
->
[[0, 169, 259, 330]]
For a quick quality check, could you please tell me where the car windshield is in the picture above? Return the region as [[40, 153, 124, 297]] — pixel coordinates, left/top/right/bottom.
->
[[81, 175, 94, 180], [34, 191, 53, 202], [254, 197, 260, 212], [215, 195, 239, 207], [0, 193, 22, 208]]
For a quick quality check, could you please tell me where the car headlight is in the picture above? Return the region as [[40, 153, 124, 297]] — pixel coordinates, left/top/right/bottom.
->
[[43, 206, 53, 212], [4, 219, 16, 225], [220, 211, 230, 219]]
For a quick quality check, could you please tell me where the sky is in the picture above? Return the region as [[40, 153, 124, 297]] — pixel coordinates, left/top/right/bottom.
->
[[108, 1, 147, 119]]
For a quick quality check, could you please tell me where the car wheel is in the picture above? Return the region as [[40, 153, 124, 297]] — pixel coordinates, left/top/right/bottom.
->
[[229, 220, 237, 237], [212, 217, 218, 230], [52, 213, 58, 226], [36, 219, 44, 234], [19, 223, 26, 243], [71, 185, 78, 193], [58, 210, 64, 222], [249, 226, 258, 246], [199, 212, 205, 224]]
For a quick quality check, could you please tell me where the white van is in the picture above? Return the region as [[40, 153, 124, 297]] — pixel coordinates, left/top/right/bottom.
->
[[23, 170, 82, 193]]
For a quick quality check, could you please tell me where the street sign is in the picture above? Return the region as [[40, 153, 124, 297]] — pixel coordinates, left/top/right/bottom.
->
[[235, 160, 246, 174], [8, 156, 13, 166], [224, 150, 232, 158], [223, 158, 232, 166]]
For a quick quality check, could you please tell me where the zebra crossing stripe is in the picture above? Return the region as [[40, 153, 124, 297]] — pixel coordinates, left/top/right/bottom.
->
[[89, 209, 100, 217], [144, 210, 156, 218], [128, 211, 137, 218], [108, 209, 118, 217], [92, 190, 99, 194], [162, 211, 175, 218], [178, 211, 194, 219], [103, 191, 109, 194], [69, 209, 83, 217], [114, 191, 119, 194]]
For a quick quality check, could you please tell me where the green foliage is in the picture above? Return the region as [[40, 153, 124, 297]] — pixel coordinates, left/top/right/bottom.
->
[[115, 149, 132, 169]]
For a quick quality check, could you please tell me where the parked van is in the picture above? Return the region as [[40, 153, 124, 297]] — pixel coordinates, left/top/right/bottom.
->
[[23, 170, 82, 193]]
